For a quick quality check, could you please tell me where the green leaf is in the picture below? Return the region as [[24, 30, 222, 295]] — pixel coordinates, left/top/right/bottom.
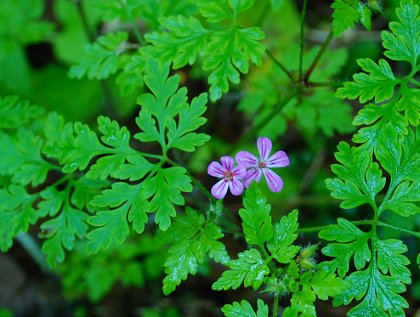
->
[[203, 27, 265, 101], [221, 299, 269, 317], [0, 129, 52, 186], [331, 0, 372, 37], [162, 208, 229, 295], [239, 184, 273, 246], [0, 185, 38, 251], [309, 270, 349, 301], [267, 209, 300, 264], [135, 59, 209, 152], [377, 239, 411, 284], [87, 182, 149, 253], [334, 267, 408, 316], [144, 16, 211, 68], [88, 0, 143, 21], [212, 248, 269, 291], [41, 204, 89, 266], [143, 166, 192, 231], [352, 102, 408, 156], [86, 116, 153, 180], [326, 142, 386, 209], [144, 8, 265, 101], [319, 218, 371, 276], [115, 50, 145, 96], [381, 0, 420, 67], [336, 58, 398, 103], [69, 32, 128, 80], [378, 127, 420, 216], [0, 95, 45, 130]]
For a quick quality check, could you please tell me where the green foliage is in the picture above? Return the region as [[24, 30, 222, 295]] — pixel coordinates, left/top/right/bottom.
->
[[326, 141, 385, 209], [221, 299, 269, 317], [59, 235, 164, 302], [214, 186, 346, 315], [135, 59, 209, 153], [0, 185, 38, 252], [337, 0, 419, 156], [238, 46, 354, 139], [331, 0, 376, 36], [0, 96, 45, 130], [162, 208, 229, 295], [144, 1, 265, 101], [69, 32, 129, 80]]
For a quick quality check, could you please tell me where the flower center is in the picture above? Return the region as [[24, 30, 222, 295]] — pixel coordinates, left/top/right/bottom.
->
[[258, 160, 267, 168], [223, 170, 234, 182]]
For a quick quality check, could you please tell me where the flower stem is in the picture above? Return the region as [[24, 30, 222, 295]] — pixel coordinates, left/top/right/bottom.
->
[[378, 221, 420, 239], [304, 29, 333, 83], [272, 294, 279, 317], [266, 48, 295, 82], [299, 219, 420, 238], [299, 0, 307, 81]]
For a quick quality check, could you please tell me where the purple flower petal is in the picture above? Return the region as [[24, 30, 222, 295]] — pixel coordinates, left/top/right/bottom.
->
[[232, 164, 247, 179], [211, 179, 229, 199], [229, 179, 244, 196], [220, 156, 234, 170], [262, 168, 283, 192], [243, 167, 262, 187], [266, 150, 290, 168], [257, 137, 272, 161], [235, 151, 258, 167], [208, 161, 226, 177]]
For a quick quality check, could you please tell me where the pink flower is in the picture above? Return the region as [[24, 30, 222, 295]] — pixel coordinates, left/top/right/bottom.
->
[[235, 137, 289, 192], [208, 156, 247, 199]]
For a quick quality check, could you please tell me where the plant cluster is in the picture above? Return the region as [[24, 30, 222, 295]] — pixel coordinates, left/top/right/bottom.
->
[[0, 0, 418, 316]]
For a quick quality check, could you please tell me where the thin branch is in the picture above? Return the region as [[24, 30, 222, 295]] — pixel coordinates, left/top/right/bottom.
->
[[378, 221, 420, 239], [299, 0, 307, 81], [266, 47, 295, 82], [304, 29, 334, 83]]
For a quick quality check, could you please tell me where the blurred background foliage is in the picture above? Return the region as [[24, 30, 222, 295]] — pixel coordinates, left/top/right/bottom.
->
[[0, 0, 418, 316]]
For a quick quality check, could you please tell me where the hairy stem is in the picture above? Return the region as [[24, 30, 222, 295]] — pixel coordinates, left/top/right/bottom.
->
[[272, 294, 279, 317]]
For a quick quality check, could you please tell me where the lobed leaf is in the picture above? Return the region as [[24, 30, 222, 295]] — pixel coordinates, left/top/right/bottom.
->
[[69, 32, 128, 80], [221, 299, 269, 317], [381, 0, 420, 67], [162, 208, 229, 295], [135, 59, 209, 152], [212, 248, 269, 291], [0, 186, 38, 251], [326, 142, 385, 209], [239, 184, 273, 246]]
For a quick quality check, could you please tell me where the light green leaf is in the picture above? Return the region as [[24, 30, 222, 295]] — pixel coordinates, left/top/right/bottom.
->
[[381, 0, 420, 67], [267, 209, 300, 264], [221, 299, 269, 317], [162, 208, 229, 295], [212, 249, 269, 291], [0, 185, 38, 251], [336, 58, 398, 104], [87, 182, 149, 253], [239, 184, 273, 246], [326, 142, 386, 209], [69, 31, 128, 80], [319, 218, 371, 276]]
